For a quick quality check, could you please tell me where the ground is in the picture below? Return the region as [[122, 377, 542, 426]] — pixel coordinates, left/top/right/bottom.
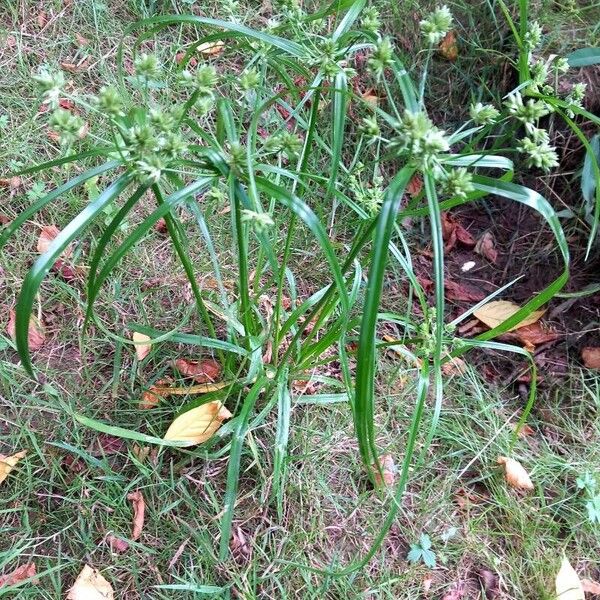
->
[[1, 0, 599, 599]]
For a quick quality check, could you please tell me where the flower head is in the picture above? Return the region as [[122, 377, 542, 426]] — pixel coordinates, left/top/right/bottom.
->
[[420, 5, 453, 45], [505, 92, 551, 124], [518, 135, 559, 171], [33, 68, 65, 108], [469, 102, 500, 125], [241, 209, 275, 232]]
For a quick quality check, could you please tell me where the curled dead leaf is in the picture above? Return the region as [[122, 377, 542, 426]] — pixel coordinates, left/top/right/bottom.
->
[[509, 322, 559, 348], [0, 176, 22, 191], [67, 565, 114, 600], [555, 556, 584, 600], [132, 332, 151, 361], [127, 490, 145, 541], [474, 301, 544, 332], [445, 280, 486, 302], [497, 456, 534, 491], [581, 347, 600, 370], [6, 309, 46, 351], [475, 231, 498, 263], [406, 174, 423, 197], [197, 40, 224, 55], [139, 378, 171, 409], [372, 454, 395, 487], [174, 358, 221, 383], [477, 568, 500, 599], [164, 401, 232, 445], [0, 563, 37, 587]]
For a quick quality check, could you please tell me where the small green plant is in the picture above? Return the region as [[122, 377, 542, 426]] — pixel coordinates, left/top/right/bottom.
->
[[1, 0, 593, 572], [576, 472, 600, 525], [407, 533, 436, 568]]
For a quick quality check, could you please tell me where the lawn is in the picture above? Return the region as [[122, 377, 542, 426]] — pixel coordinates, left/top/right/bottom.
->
[[1, 0, 599, 598]]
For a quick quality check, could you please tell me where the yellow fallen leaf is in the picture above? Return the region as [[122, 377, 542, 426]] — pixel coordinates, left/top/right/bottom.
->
[[497, 456, 534, 491], [555, 556, 585, 600], [132, 332, 151, 361], [66, 565, 114, 600], [474, 301, 544, 332], [164, 401, 232, 445], [197, 40, 224, 56], [0, 450, 27, 485]]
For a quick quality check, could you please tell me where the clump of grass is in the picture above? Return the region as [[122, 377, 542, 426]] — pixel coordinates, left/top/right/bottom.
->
[[2, 0, 596, 577]]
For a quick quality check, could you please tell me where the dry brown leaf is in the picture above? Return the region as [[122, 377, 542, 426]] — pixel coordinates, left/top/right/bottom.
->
[[474, 301, 544, 332], [197, 40, 224, 55], [132, 332, 151, 361], [406, 174, 423, 197], [152, 381, 230, 395], [581, 347, 600, 370], [438, 30, 458, 61], [372, 454, 395, 487], [164, 401, 232, 445], [0, 563, 37, 587], [360, 87, 379, 107], [37, 225, 73, 259], [106, 535, 129, 554], [67, 565, 114, 600], [174, 358, 221, 383], [37, 11, 48, 29], [475, 231, 498, 263], [555, 556, 585, 600], [445, 280, 486, 302], [0, 176, 22, 191], [582, 578, 600, 595], [510, 322, 559, 348], [127, 490, 145, 541], [441, 357, 467, 376], [477, 568, 500, 599], [74, 33, 89, 47], [497, 456, 534, 491], [88, 434, 125, 456], [6, 309, 46, 351], [60, 57, 90, 74]]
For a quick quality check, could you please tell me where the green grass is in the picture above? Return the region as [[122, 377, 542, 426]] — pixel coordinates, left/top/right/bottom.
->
[[1, 0, 600, 598]]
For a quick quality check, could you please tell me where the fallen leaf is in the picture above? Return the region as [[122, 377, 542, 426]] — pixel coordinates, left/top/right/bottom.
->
[[175, 52, 197, 67], [67, 565, 114, 600], [60, 57, 90, 74], [423, 573, 433, 595], [164, 401, 232, 445], [74, 33, 89, 47], [513, 423, 535, 438], [475, 231, 497, 263], [441, 585, 465, 600], [37, 225, 73, 259], [6, 309, 46, 351], [441, 356, 467, 376], [582, 578, 600, 595], [154, 218, 168, 234], [510, 322, 559, 348], [555, 556, 584, 600], [132, 445, 150, 462], [106, 535, 129, 554], [372, 454, 395, 487], [37, 11, 48, 29], [477, 568, 500, 599], [0, 563, 37, 587], [445, 280, 486, 302], [132, 332, 151, 361], [139, 384, 167, 410], [197, 40, 224, 56], [127, 490, 145, 541], [360, 87, 380, 107], [231, 526, 252, 564], [581, 347, 600, 370], [406, 174, 423, 197], [497, 456, 534, 491], [88, 434, 125, 456], [174, 358, 221, 383], [0, 176, 21, 190], [474, 301, 544, 332], [438, 30, 458, 61]]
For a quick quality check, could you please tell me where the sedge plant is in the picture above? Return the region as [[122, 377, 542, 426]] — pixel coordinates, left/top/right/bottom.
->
[[2, 0, 582, 569]]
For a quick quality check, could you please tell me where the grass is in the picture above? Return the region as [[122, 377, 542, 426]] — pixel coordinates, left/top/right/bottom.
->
[[1, 0, 600, 598]]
